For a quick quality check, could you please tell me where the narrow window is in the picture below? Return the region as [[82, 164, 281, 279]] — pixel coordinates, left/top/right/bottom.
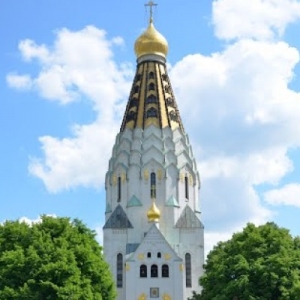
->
[[148, 71, 154, 79], [147, 252, 151, 258], [185, 175, 189, 200], [157, 252, 161, 258], [150, 172, 156, 198], [162, 264, 169, 278], [146, 107, 158, 118], [151, 264, 158, 277], [140, 264, 147, 277], [148, 83, 155, 91], [117, 176, 121, 202], [116, 253, 123, 287], [185, 253, 192, 287]]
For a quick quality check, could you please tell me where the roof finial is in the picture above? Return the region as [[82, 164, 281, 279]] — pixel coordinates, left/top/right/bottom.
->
[[145, 1, 157, 23]]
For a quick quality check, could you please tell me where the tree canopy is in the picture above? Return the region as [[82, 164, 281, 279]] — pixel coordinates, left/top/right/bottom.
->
[[0, 216, 116, 300], [193, 222, 300, 300]]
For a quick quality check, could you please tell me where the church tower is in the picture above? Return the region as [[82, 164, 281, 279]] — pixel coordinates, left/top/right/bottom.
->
[[103, 4, 204, 299]]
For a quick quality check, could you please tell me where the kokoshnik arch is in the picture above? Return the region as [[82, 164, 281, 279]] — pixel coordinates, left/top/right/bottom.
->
[[103, 2, 204, 299]]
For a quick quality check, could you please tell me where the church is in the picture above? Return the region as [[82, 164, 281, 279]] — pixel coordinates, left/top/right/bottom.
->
[[103, 3, 204, 299]]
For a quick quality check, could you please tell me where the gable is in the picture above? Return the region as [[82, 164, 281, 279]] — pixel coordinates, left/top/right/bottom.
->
[[127, 195, 142, 207], [175, 205, 204, 228], [131, 224, 181, 261], [103, 204, 133, 229]]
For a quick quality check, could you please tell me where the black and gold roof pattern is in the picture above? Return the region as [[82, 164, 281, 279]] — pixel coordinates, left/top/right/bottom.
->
[[120, 16, 184, 132], [120, 54, 184, 132]]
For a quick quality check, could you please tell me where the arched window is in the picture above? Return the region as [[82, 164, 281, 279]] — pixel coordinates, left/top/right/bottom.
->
[[140, 264, 147, 278], [116, 253, 123, 287], [185, 253, 192, 287], [117, 176, 121, 202], [147, 252, 151, 258], [148, 83, 155, 91], [134, 85, 139, 94], [146, 107, 158, 118], [150, 172, 156, 198], [169, 110, 179, 122], [126, 110, 136, 122], [166, 97, 175, 107], [151, 264, 158, 277], [157, 252, 161, 258], [185, 175, 189, 200], [129, 97, 138, 108], [146, 95, 157, 104], [162, 264, 169, 277], [148, 71, 154, 79], [135, 74, 142, 81]]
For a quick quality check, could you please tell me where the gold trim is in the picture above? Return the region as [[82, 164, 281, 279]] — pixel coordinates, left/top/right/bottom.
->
[[164, 253, 171, 260], [144, 169, 149, 180], [112, 174, 117, 186], [138, 293, 147, 300], [138, 253, 145, 260]]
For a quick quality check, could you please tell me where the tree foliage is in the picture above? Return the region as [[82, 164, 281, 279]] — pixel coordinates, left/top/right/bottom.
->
[[193, 222, 300, 300], [0, 216, 117, 300]]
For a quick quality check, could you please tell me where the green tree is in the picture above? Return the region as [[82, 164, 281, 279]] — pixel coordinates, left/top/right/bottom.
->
[[192, 222, 300, 300], [0, 216, 117, 300]]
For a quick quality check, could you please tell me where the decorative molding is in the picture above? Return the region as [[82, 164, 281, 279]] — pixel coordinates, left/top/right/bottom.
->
[[138, 253, 145, 260], [112, 174, 117, 186], [164, 253, 171, 260], [144, 169, 149, 180], [157, 168, 162, 180]]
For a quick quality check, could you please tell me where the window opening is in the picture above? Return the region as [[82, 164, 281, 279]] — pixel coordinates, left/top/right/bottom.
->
[[117, 253, 123, 287], [148, 83, 155, 91], [147, 252, 151, 258], [140, 264, 147, 277], [150, 172, 156, 198], [162, 264, 169, 278], [157, 252, 161, 258], [146, 107, 158, 118], [151, 264, 158, 277], [118, 176, 121, 202], [185, 175, 189, 200], [148, 71, 154, 79], [185, 253, 192, 287]]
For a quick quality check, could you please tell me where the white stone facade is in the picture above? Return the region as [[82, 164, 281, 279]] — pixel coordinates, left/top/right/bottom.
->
[[103, 126, 204, 300]]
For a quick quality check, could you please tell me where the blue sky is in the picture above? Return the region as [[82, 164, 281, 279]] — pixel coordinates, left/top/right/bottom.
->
[[1, 0, 300, 251]]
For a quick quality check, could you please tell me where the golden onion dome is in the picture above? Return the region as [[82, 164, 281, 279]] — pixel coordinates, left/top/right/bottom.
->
[[147, 201, 161, 222], [134, 19, 168, 58]]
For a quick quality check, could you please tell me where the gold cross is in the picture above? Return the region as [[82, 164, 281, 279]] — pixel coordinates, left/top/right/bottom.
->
[[145, 1, 157, 21]]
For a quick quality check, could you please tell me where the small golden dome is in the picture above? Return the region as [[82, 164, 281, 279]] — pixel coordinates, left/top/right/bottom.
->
[[134, 19, 168, 58], [147, 201, 161, 222]]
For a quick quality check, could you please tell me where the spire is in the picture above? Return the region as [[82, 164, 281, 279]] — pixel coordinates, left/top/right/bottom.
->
[[120, 3, 184, 132], [145, 1, 157, 23], [134, 2, 168, 59]]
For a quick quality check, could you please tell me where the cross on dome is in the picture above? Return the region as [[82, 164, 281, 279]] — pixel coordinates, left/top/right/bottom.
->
[[145, 1, 157, 22]]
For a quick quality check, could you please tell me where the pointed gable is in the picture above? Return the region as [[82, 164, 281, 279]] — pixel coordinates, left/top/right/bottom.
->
[[130, 224, 182, 262], [103, 204, 133, 229], [175, 205, 204, 228], [165, 195, 179, 207], [127, 195, 142, 207]]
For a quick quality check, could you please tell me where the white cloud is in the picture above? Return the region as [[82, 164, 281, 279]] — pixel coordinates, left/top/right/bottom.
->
[[8, 26, 132, 106], [29, 121, 118, 193], [169, 8, 300, 244], [7, 1, 300, 251], [6, 74, 32, 90], [18, 214, 56, 225], [6, 26, 133, 192], [94, 223, 104, 246], [264, 183, 300, 207], [213, 0, 300, 41]]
